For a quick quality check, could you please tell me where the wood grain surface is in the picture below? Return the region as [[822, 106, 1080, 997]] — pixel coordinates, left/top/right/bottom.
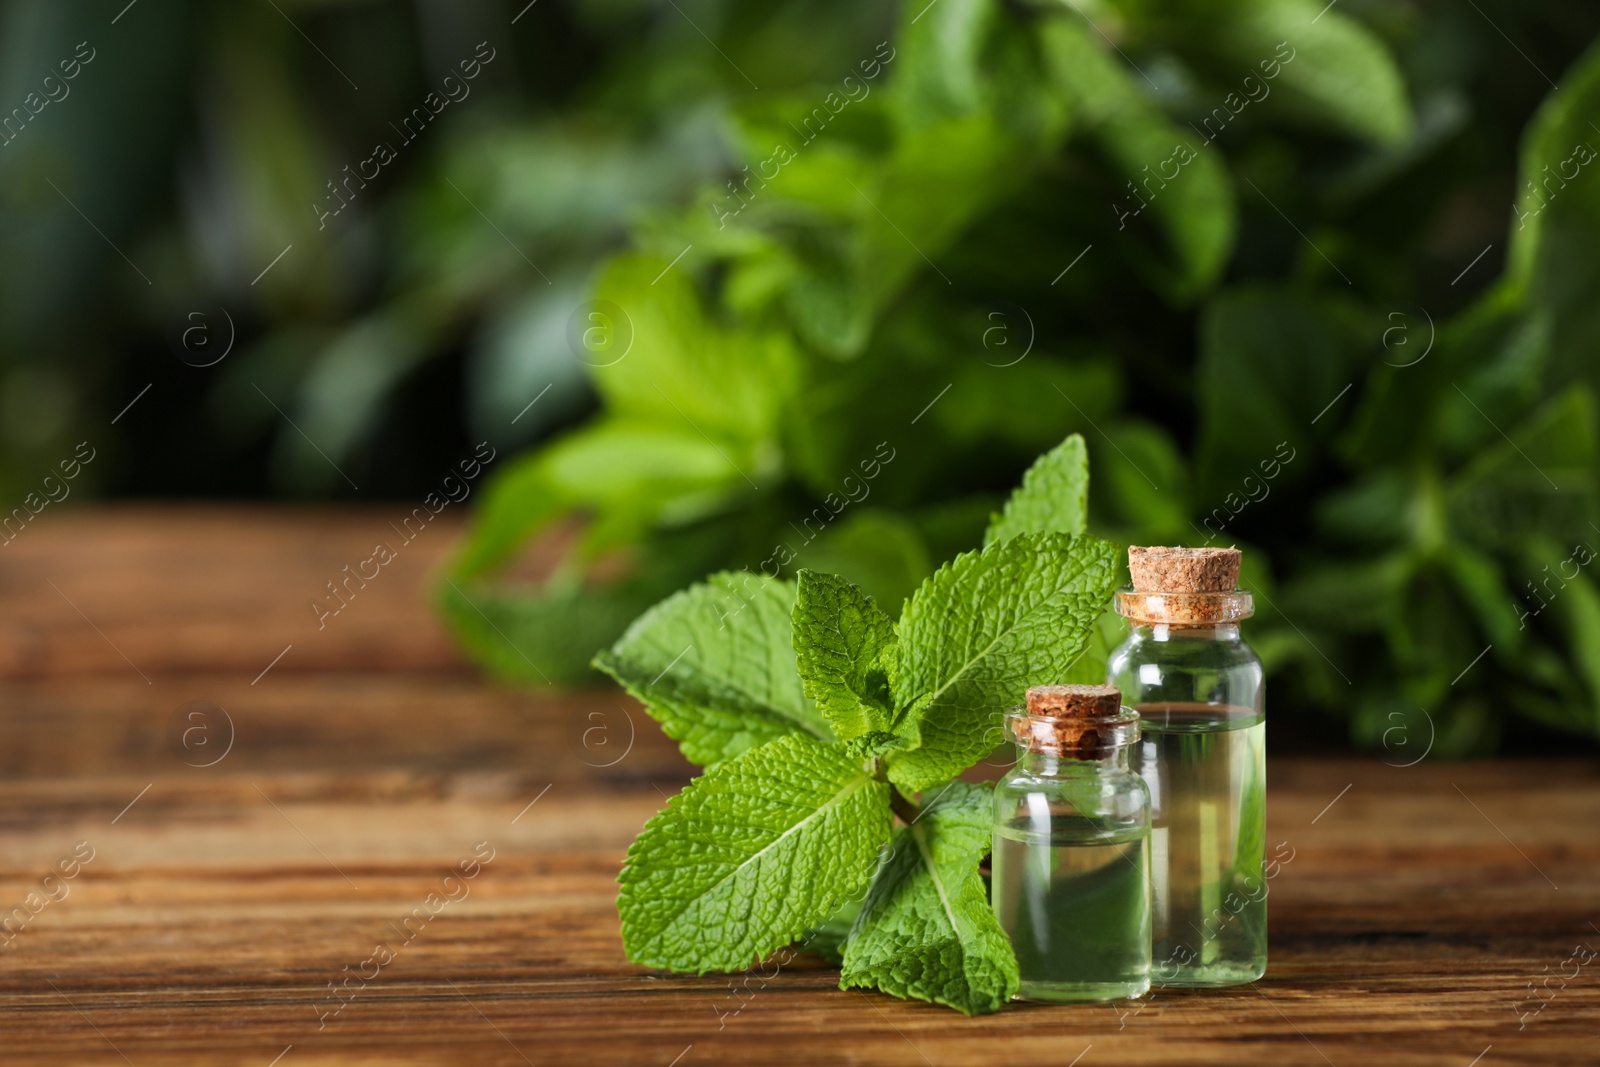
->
[[0, 507, 1596, 1066]]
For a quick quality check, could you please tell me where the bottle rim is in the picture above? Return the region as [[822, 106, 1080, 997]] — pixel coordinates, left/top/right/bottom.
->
[[1006, 704, 1141, 758], [1114, 587, 1254, 625]]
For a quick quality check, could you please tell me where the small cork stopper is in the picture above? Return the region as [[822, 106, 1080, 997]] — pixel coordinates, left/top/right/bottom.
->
[[1128, 546, 1241, 593], [1026, 684, 1122, 718], [1012, 684, 1136, 759]]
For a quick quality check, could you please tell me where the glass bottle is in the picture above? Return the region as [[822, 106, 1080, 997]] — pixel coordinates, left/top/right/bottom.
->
[[1107, 546, 1266, 987], [991, 684, 1151, 1002]]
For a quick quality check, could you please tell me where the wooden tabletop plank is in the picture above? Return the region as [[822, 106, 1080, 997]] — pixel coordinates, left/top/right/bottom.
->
[[0, 673, 686, 784], [0, 505, 483, 679], [0, 508, 1595, 1066], [1, 761, 1595, 1066]]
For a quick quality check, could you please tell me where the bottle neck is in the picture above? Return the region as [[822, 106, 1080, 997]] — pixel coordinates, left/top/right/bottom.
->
[[1015, 745, 1132, 777], [1129, 621, 1242, 642]]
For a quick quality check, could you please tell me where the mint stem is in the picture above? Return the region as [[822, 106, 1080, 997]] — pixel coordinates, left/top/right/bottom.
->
[[889, 787, 922, 825]]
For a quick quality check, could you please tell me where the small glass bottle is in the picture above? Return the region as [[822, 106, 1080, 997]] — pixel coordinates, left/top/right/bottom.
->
[[1107, 546, 1266, 987], [991, 684, 1151, 1002]]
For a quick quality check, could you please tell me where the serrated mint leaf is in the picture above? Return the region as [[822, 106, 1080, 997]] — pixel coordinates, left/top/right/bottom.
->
[[618, 733, 892, 973], [886, 533, 1118, 793], [840, 781, 1017, 1014], [593, 573, 833, 768], [984, 433, 1089, 547], [793, 569, 899, 741]]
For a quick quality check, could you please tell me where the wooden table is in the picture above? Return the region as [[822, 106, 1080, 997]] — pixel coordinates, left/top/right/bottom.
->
[[0, 507, 1595, 1066]]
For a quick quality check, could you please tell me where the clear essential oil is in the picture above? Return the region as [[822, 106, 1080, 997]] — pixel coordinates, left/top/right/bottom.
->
[[1135, 702, 1266, 985], [992, 684, 1152, 1002], [992, 817, 1151, 1000], [1108, 546, 1267, 987]]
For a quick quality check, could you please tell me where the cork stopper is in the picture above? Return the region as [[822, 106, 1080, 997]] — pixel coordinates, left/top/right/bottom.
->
[[1117, 545, 1252, 627], [1008, 684, 1139, 759], [1026, 684, 1122, 718], [1128, 546, 1241, 593]]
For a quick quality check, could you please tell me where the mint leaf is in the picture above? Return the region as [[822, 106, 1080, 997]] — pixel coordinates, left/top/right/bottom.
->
[[1040, 18, 1235, 298], [618, 733, 892, 972], [1448, 385, 1600, 550], [889, 0, 994, 132], [1216, 3, 1412, 145], [793, 570, 899, 741], [1508, 38, 1600, 391], [450, 418, 747, 580], [984, 433, 1089, 546], [589, 253, 798, 447], [840, 781, 1017, 1015], [887, 533, 1119, 793], [593, 573, 833, 767], [1194, 287, 1359, 503]]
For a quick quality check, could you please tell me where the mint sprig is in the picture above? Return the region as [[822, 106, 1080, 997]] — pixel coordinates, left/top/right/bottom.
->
[[602, 433, 1117, 1012]]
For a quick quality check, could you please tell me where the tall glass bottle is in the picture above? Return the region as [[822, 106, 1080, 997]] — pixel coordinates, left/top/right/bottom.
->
[[1106, 546, 1266, 987], [992, 684, 1151, 1002]]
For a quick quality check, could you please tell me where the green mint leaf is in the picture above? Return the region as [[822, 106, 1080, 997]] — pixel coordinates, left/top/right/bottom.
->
[[593, 573, 833, 768], [886, 533, 1118, 793], [448, 418, 747, 581], [1449, 385, 1600, 548], [589, 253, 798, 447], [792, 569, 899, 741], [840, 781, 1017, 1014], [1203, 5, 1412, 145], [890, 0, 995, 132], [618, 733, 892, 972], [983, 433, 1089, 547], [1039, 19, 1235, 298]]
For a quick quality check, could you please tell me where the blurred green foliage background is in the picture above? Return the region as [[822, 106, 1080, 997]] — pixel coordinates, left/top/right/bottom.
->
[[5, 0, 1600, 754]]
